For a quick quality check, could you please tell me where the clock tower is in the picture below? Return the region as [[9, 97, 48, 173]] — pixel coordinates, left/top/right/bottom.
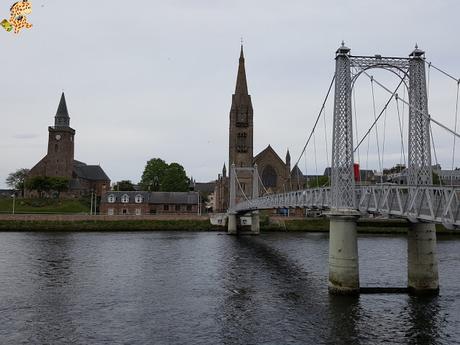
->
[[46, 92, 75, 178]]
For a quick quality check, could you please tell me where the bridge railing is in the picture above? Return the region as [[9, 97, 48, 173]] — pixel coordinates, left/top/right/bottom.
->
[[234, 185, 460, 228]]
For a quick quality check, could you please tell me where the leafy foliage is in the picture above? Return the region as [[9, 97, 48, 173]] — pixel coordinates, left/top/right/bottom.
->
[[25, 176, 70, 198], [114, 180, 136, 191], [161, 163, 189, 192], [6, 168, 30, 192], [140, 159, 190, 192], [307, 175, 330, 188], [140, 158, 168, 191]]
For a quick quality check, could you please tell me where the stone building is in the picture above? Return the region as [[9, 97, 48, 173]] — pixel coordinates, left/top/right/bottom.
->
[[214, 46, 294, 212], [100, 191, 200, 215], [27, 93, 110, 197]]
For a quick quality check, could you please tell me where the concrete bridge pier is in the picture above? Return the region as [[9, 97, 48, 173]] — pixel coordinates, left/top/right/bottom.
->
[[227, 213, 237, 235], [328, 213, 360, 295], [408, 222, 439, 294], [251, 211, 260, 234]]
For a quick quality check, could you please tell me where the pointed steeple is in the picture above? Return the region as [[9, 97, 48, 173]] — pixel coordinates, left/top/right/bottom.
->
[[235, 45, 249, 95], [222, 163, 227, 178], [54, 92, 70, 127], [286, 149, 291, 165]]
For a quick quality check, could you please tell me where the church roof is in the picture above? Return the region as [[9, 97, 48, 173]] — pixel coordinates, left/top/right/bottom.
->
[[73, 162, 110, 181], [54, 92, 71, 127]]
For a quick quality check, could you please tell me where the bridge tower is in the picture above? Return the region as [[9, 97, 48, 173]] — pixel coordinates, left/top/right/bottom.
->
[[407, 47, 439, 293], [328, 43, 439, 294], [328, 43, 360, 294]]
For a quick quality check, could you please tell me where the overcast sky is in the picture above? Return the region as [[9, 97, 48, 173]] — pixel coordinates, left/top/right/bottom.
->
[[1, 0, 459, 188]]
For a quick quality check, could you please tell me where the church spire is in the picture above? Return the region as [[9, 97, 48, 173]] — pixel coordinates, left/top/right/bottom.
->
[[235, 45, 248, 95], [54, 92, 70, 127]]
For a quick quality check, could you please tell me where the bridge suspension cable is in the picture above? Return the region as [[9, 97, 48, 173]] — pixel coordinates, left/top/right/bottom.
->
[[353, 74, 405, 153], [425, 61, 460, 84], [365, 73, 460, 139], [370, 76, 383, 179], [294, 73, 336, 171]]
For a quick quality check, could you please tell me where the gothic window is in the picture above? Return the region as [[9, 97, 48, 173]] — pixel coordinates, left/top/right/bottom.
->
[[121, 194, 130, 203], [236, 106, 248, 127], [135, 194, 143, 203], [135, 208, 141, 216], [108, 194, 116, 203], [262, 165, 277, 188], [55, 144, 58, 153], [236, 132, 247, 152]]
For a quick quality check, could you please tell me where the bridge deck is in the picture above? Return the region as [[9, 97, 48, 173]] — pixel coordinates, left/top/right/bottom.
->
[[234, 185, 460, 228]]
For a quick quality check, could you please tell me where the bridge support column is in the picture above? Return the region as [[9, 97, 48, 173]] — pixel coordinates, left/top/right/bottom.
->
[[328, 213, 360, 295], [227, 213, 237, 235], [408, 222, 439, 294], [251, 211, 260, 235]]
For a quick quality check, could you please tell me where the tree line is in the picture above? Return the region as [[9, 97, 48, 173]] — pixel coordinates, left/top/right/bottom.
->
[[5, 158, 191, 197]]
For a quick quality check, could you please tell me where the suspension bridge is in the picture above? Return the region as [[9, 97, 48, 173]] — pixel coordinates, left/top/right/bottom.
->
[[226, 43, 460, 295]]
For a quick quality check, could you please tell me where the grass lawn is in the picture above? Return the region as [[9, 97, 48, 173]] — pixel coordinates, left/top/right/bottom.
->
[[0, 198, 90, 214]]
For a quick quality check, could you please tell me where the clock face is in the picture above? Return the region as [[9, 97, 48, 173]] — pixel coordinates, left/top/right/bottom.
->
[[55, 134, 61, 141]]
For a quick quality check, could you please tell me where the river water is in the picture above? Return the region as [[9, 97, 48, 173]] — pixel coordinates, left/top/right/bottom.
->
[[0, 231, 459, 344]]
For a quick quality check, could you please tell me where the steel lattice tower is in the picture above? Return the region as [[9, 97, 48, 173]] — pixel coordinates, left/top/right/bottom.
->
[[408, 47, 432, 186], [331, 43, 355, 211]]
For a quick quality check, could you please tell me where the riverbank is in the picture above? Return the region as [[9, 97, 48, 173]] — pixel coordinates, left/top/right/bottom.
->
[[0, 214, 457, 234]]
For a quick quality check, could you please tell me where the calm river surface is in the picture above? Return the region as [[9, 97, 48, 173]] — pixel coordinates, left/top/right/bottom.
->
[[0, 231, 459, 344]]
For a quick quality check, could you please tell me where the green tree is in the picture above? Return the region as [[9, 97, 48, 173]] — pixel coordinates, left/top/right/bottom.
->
[[26, 176, 69, 198], [114, 180, 136, 191], [160, 162, 189, 192], [6, 168, 30, 195], [49, 177, 70, 198], [140, 158, 168, 191], [307, 175, 330, 188], [432, 172, 441, 186]]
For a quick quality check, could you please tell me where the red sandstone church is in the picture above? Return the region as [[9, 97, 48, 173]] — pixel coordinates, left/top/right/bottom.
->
[[26, 93, 111, 198]]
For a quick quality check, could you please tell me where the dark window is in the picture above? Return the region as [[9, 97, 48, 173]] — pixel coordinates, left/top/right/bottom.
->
[[175, 205, 181, 211], [150, 208, 157, 214], [186, 205, 192, 211], [236, 132, 247, 152], [164, 205, 169, 211], [122, 209, 128, 214], [55, 144, 58, 152], [236, 107, 248, 127], [262, 165, 277, 188]]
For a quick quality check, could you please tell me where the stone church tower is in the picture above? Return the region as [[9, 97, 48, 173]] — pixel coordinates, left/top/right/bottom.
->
[[213, 46, 293, 212], [28, 92, 75, 179], [229, 45, 253, 168], [228, 45, 254, 200], [46, 92, 75, 177], [27, 93, 111, 198]]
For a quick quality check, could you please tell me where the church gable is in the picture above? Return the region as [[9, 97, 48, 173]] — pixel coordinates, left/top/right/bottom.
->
[[253, 145, 288, 192]]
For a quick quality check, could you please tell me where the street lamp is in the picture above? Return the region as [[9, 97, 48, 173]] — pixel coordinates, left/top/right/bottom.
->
[[11, 193, 15, 214]]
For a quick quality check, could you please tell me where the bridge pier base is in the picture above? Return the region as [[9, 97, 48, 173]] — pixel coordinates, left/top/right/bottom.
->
[[251, 211, 260, 235], [328, 213, 360, 295], [227, 213, 237, 235], [408, 222, 439, 294]]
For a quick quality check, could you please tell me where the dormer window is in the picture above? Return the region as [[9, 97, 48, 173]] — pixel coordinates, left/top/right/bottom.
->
[[108, 194, 116, 203], [121, 194, 130, 203], [135, 194, 143, 203]]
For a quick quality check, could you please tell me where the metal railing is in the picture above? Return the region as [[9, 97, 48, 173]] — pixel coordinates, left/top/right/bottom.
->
[[235, 185, 460, 228]]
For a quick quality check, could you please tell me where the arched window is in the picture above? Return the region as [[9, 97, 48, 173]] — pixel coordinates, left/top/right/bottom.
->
[[135, 194, 143, 203], [108, 194, 116, 203], [262, 165, 277, 188], [121, 194, 130, 203]]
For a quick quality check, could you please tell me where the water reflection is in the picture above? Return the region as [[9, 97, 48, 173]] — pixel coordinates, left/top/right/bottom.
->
[[28, 233, 78, 344], [406, 296, 441, 345], [327, 295, 362, 344]]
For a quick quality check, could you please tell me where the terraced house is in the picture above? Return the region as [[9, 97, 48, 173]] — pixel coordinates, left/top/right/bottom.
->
[[100, 191, 200, 215]]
